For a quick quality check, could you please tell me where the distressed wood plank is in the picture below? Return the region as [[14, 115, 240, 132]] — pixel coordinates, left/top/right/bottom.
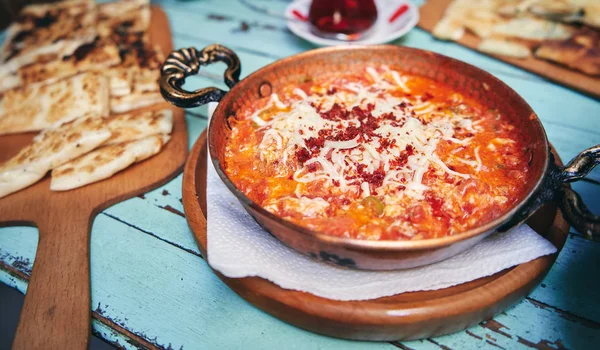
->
[[529, 235, 600, 323], [88, 214, 398, 350], [424, 297, 600, 349], [2, 218, 599, 349]]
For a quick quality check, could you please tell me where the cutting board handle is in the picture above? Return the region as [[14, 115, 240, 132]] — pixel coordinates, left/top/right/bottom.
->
[[12, 208, 93, 350]]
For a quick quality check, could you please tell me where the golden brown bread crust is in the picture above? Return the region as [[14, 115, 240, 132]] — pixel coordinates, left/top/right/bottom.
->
[[535, 27, 600, 76], [0, 72, 110, 134], [0, 0, 97, 65], [17, 38, 121, 87]]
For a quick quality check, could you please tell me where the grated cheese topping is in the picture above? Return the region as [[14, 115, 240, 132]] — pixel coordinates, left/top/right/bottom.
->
[[252, 66, 478, 202]]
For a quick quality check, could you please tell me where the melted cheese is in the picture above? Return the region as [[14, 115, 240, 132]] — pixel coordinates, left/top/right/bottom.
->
[[249, 67, 475, 203]]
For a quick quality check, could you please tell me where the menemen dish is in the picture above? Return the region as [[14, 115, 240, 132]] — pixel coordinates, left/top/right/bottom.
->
[[224, 66, 531, 241]]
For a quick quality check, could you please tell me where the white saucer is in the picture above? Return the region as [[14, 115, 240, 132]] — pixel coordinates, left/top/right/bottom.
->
[[285, 0, 419, 46]]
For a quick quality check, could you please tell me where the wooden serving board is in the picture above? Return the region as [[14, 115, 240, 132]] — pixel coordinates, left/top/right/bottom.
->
[[183, 131, 569, 341], [0, 7, 187, 350], [418, 0, 600, 100]]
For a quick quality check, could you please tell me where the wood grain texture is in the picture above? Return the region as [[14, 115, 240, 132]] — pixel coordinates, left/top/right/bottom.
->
[[417, 0, 600, 100], [182, 131, 570, 341], [0, 6, 187, 349]]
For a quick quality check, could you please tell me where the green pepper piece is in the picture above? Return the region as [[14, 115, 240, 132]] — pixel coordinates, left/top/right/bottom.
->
[[361, 196, 385, 217]]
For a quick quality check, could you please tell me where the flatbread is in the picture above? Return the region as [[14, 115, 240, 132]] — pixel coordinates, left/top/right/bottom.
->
[[98, 0, 151, 39], [108, 45, 164, 112], [104, 109, 173, 145], [0, 73, 21, 93], [16, 39, 121, 91], [492, 17, 573, 42], [109, 43, 163, 96], [110, 91, 164, 114], [529, 0, 582, 21], [0, 39, 121, 94], [0, 116, 112, 198], [0, 0, 97, 73], [104, 38, 162, 97], [535, 27, 600, 75], [0, 72, 110, 135], [478, 38, 533, 58], [50, 134, 170, 191]]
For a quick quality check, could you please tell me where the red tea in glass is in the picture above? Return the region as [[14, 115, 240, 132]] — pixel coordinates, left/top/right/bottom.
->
[[308, 0, 378, 40]]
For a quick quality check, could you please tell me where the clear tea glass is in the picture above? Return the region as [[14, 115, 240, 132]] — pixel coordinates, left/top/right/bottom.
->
[[308, 0, 378, 41]]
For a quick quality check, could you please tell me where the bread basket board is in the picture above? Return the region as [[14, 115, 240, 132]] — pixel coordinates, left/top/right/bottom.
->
[[417, 0, 600, 100], [0, 7, 187, 349], [182, 131, 569, 341]]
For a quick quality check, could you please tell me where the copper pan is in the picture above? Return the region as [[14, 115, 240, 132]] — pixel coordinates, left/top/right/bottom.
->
[[160, 44, 599, 270]]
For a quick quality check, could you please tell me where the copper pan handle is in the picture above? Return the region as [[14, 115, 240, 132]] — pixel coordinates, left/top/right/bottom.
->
[[499, 145, 599, 241], [160, 44, 241, 108], [557, 145, 600, 240]]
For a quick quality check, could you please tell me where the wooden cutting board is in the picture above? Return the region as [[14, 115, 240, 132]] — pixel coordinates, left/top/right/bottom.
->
[[0, 7, 187, 350], [418, 0, 600, 100], [182, 131, 569, 341]]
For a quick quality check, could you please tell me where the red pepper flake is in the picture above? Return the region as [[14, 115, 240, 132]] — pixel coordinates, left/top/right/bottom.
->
[[332, 179, 340, 186], [320, 103, 348, 121], [298, 129, 304, 135], [365, 167, 386, 187], [390, 145, 414, 168], [307, 162, 318, 172], [305, 136, 325, 153], [377, 138, 397, 152], [355, 165, 385, 188], [295, 148, 311, 164], [331, 125, 360, 141], [356, 163, 367, 174], [327, 87, 338, 95]]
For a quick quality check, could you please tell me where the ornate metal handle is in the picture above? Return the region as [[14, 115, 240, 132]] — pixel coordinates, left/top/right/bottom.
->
[[499, 145, 600, 241], [557, 145, 600, 240], [160, 44, 241, 108]]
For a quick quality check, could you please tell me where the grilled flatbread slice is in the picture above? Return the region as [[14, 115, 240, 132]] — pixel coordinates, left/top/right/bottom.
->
[[16, 40, 121, 91], [108, 45, 163, 107], [0, 73, 21, 93], [0, 39, 121, 94], [104, 109, 173, 145], [0, 116, 112, 198], [110, 91, 164, 114], [529, 0, 582, 21], [492, 17, 573, 42], [478, 38, 533, 58], [535, 27, 600, 75], [51, 134, 170, 191], [107, 43, 163, 97], [0, 0, 97, 73], [0, 72, 110, 135], [98, 0, 151, 39]]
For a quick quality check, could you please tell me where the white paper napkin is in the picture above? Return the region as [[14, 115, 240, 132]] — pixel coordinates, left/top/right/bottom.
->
[[205, 103, 557, 301]]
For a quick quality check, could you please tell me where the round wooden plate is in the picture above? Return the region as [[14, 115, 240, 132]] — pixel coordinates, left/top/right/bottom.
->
[[182, 131, 569, 341]]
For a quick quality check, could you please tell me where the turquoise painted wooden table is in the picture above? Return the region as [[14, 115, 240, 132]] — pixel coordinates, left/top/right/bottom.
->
[[1, 0, 600, 348]]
